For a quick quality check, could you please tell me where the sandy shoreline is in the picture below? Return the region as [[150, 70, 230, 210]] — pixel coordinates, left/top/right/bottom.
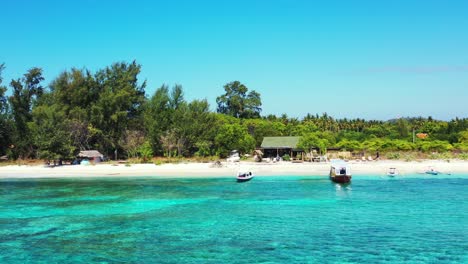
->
[[0, 160, 467, 179]]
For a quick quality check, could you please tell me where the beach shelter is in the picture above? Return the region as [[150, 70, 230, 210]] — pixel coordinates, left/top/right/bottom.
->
[[77, 150, 104, 162], [260, 136, 304, 160]]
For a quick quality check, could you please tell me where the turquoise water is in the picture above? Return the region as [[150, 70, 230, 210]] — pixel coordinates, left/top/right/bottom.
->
[[1, 175, 467, 263]]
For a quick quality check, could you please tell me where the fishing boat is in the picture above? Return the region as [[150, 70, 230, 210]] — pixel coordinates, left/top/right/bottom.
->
[[237, 171, 254, 182], [387, 167, 399, 177], [329, 160, 352, 183]]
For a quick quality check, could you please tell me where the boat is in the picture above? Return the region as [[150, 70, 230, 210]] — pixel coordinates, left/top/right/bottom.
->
[[425, 167, 439, 175], [237, 171, 254, 182], [387, 167, 399, 177], [329, 160, 352, 183]]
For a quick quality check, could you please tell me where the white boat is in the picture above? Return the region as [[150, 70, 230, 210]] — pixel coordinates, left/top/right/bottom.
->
[[237, 171, 254, 182], [387, 167, 399, 177], [425, 166, 438, 175], [329, 160, 351, 183]]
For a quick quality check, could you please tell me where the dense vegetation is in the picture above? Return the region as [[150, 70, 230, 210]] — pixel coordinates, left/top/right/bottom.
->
[[1, 61, 467, 162]]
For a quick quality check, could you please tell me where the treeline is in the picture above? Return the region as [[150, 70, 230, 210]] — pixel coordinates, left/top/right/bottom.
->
[[0, 61, 467, 162]]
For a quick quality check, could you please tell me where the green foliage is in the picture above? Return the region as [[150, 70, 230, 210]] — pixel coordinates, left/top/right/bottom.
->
[[216, 81, 262, 118], [0, 64, 14, 156], [386, 152, 401, 160], [297, 133, 329, 154], [214, 123, 255, 157], [138, 141, 153, 163], [30, 103, 75, 161], [458, 130, 468, 142], [282, 154, 291, 161], [417, 140, 453, 153], [457, 153, 468, 160], [402, 153, 416, 162], [3, 61, 468, 161], [8, 67, 45, 159], [428, 152, 453, 160], [336, 139, 362, 151], [454, 142, 468, 152], [195, 141, 211, 157]]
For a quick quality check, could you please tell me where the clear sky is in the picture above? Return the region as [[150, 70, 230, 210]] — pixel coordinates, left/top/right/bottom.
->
[[1, 0, 467, 120]]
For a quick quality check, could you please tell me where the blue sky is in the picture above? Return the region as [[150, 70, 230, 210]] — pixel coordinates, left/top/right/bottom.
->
[[1, 0, 467, 120]]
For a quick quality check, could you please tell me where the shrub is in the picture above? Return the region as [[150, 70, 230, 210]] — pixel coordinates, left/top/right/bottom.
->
[[138, 141, 154, 163], [402, 153, 416, 162], [386, 152, 401, 160], [282, 154, 291, 161], [457, 153, 468, 160], [428, 152, 453, 160]]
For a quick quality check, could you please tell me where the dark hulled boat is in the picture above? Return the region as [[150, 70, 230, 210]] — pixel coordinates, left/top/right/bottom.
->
[[329, 160, 352, 183]]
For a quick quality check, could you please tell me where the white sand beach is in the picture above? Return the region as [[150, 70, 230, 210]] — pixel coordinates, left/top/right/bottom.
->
[[0, 160, 467, 179]]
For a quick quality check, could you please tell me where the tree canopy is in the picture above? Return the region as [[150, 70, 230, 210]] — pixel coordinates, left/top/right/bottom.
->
[[0, 61, 467, 162], [216, 81, 262, 118]]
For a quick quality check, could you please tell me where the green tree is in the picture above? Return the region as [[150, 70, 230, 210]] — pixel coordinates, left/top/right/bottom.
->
[[216, 81, 262, 118], [91, 61, 146, 157], [214, 123, 255, 157], [298, 133, 329, 155], [144, 85, 172, 155], [30, 102, 74, 162], [8, 67, 45, 158], [0, 63, 13, 156]]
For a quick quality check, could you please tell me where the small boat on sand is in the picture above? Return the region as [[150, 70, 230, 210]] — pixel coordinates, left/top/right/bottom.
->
[[237, 171, 254, 182], [387, 167, 399, 177], [425, 167, 439, 175], [329, 160, 351, 183]]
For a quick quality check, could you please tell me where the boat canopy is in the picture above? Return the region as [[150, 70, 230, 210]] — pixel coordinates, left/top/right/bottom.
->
[[330, 159, 351, 175]]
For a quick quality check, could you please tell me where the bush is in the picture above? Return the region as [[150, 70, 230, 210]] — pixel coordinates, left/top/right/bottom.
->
[[457, 153, 468, 160], [428, 152, 453, 160], [282, 154, 291, 161], [402, 153, 416, 162], [386, 152, 401, 160], [138, 141, 153, 163]]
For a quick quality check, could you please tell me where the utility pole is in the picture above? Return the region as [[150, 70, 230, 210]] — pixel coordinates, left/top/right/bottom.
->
[[412, 128, 415, 144]]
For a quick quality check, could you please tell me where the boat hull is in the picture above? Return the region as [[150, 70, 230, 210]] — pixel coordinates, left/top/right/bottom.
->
[[329, 175, 352, 183], [237, 176, 253, 182]]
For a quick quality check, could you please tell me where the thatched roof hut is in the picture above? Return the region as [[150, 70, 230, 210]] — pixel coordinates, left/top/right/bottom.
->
[[77, 150, 104, 160]]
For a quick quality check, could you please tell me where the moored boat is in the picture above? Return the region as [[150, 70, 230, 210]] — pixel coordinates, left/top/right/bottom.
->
[[425, 167, 439, 175], [237, 171, 254, 182], [329, 160, 351, 183], [387, 167, 399, 177]]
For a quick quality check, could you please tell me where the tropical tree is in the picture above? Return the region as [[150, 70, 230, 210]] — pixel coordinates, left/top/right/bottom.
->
[[8, 67, 45, 158], [298, 132, 329, 155], [214, 123, 255, 157], [91, 61, 146, 157], [0, 63, 13, 156], [216, 81, 262, 118]]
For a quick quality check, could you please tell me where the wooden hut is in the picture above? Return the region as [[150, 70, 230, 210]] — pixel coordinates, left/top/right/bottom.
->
[[77, 150, 104, 162], [260, 136, 304, 160]]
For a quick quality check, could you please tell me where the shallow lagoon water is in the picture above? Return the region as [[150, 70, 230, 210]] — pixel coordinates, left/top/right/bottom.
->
[[1, 175, 467, 263]]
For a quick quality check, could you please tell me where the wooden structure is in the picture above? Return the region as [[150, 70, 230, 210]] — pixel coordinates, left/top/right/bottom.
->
[[77, 150, 104, 162], [260, 136, 304, 160]]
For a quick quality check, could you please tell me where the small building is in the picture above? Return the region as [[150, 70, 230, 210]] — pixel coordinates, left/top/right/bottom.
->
[[77, 150, 104, 162], [260, 136, 304, 160]]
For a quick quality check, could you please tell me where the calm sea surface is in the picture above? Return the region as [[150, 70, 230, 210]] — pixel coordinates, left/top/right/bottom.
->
[[0, 174, 467, 263]]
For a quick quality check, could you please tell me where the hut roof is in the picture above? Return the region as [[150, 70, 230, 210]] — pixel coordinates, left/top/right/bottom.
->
[[78, 150, 104, 158], [261, 136, 302, 149]]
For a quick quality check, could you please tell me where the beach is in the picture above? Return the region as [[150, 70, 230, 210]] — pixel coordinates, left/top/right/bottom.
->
[[1, 160, 467, 178]]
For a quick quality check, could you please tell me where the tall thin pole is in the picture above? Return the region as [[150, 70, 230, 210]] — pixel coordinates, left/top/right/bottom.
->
[[412, 128, 415, 144]]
